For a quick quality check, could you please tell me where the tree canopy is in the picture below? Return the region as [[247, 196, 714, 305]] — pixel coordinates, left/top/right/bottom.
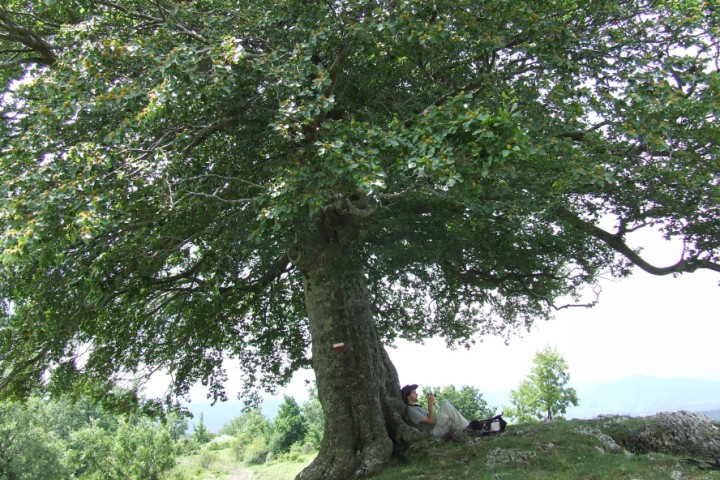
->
[[2, 1, 719, 477]]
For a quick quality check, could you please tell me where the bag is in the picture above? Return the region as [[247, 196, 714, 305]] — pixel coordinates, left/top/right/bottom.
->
[[469, 413, 507, 436]]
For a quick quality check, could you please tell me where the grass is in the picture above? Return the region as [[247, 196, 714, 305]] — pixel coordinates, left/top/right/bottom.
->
[[374, 420, 720, 480], [165, 419, 720, 480], [164, 444, 314, 480], [247, 457, 315, 480]]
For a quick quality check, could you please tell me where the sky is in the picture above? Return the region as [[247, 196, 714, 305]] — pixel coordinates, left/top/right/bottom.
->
[[152, 229, 720, 407]]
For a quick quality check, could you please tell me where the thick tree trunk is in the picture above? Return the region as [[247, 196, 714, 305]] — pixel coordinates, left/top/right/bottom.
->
[[293, 226, 418, 480]]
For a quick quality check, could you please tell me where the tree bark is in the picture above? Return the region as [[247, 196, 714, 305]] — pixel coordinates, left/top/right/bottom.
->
[[293, 218, 418, 480]]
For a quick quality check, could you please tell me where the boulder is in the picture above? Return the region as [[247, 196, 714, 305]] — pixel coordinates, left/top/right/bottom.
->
[[622, 411, 720, 457]]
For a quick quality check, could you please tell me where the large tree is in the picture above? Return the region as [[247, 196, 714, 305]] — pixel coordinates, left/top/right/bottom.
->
[[1, 1, 719, 478]]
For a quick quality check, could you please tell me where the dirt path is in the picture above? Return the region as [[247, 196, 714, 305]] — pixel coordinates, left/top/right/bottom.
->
[[224, 465, 254, 480]]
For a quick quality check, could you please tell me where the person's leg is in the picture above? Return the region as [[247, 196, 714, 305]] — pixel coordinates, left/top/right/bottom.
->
[[432, 400, 470, 438]]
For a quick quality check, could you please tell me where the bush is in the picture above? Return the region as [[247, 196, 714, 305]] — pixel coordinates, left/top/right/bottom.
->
[[207, 435, 234, 450], [279, 442, 311, 462], [232, 438, 247, 462], [176, 438, 201, 456], [243, 437, 270, 465], [219, 408, 270, 439], [198, 449, 214, 469]]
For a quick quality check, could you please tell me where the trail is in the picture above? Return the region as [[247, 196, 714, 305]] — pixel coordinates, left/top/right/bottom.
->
[[224, 464, 254, 479]]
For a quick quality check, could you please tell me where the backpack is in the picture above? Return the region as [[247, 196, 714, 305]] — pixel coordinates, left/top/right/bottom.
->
[[469, 413, 507, 436]]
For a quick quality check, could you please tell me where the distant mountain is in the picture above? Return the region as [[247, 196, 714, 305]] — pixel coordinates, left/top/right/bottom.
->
[[184, 398, 283, 434], [699, 408, 720, 420], [565, 376, 720, 419]]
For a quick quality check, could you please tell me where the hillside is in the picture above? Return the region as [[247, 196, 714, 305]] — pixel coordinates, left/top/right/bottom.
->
[[170, 411, 720, 480], [372, 412, 720, 480]]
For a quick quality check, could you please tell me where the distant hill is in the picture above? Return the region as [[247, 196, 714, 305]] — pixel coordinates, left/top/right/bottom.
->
[[700, 408, 720, 420], [565, 376, 720, 419]]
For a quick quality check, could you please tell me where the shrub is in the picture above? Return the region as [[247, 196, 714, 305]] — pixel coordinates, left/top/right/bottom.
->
[[243, 437, 270, 465]]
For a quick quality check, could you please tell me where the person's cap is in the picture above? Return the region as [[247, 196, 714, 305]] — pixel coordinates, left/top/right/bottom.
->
[[401, 384, 418, 403]]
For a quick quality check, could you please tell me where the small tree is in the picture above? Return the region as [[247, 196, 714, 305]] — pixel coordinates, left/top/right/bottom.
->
[[191, 413, 213, 444], [111, 417, 176, 480], [301, 387, 324, 450], [268, 396, 307, 455], [508, 346, 579, 422], [165, 410, 189, 442], [66, 416, 175, 480], [219, 408, 270, 441], [506, 380, 537, 423]]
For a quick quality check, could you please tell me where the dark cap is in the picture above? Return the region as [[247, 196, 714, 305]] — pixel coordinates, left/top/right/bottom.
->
[[401, 384, 418, 403]]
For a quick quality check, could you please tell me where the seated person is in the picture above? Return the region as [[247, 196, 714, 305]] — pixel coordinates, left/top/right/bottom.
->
[[401, 384, 473, 439]]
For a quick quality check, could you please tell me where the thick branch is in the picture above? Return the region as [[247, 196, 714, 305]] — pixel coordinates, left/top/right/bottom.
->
[[557, 208, 720, 275], [183, 113, 250, 152], [0, 348, 50, 393], [0, 11, 57, 65], [222, 254, 293, 294]]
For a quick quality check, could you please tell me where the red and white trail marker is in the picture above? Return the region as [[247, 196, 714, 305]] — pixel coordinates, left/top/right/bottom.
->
[[333, 342, 345, 352]]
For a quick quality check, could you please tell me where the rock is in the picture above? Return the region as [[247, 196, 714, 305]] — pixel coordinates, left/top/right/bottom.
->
[[576, 425, 623, 452], [623, 411, 720, 457], [485, 448, 537, 469]]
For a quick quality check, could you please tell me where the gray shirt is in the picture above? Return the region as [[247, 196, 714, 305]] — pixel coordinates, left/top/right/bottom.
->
[[406, 403, 434, 432]]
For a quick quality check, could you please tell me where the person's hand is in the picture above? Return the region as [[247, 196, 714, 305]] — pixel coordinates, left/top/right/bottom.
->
[[428, 392, 435, 404]]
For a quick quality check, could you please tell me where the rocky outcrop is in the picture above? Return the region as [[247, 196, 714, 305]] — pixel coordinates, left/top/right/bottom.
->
[[610, 411, 720, 457]]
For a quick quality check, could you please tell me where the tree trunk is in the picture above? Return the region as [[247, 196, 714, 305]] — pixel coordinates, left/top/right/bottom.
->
[[293, 220, 418, 480]]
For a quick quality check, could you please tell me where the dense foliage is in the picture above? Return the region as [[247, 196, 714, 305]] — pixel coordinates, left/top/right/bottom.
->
[[219, 390, 324, 465], [0, 396, 176, 480], [268, 396, 308, 456], [507, 346, 579, 422], [0, 390, 323, 478]]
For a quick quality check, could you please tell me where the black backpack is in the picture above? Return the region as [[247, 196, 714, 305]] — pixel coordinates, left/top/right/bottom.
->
[[469, 413, 507, 436]]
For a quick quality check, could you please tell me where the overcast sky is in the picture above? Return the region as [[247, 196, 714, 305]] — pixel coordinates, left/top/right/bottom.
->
[[160, 229, 720, 405]]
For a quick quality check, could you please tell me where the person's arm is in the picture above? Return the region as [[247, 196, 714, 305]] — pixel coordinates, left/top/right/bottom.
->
[[419, 392, 436, 425]]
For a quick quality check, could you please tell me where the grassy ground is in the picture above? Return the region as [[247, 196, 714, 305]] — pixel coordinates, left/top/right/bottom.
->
[[165, 419, 720, 480], [164, 445, 314, 480], [374, 420, 720, 480]]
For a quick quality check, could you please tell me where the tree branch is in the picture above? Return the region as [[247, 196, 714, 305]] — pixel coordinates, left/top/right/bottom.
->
[[183, 113, 250, 152], [556, 207, 720, 275], [442, 260, 600, 310], [96, 1, 209, 44], [0, 11, 57, 65], [222, 254, 293, 294], [0, 348, 50, 393], [183, 191, 252, 205]]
